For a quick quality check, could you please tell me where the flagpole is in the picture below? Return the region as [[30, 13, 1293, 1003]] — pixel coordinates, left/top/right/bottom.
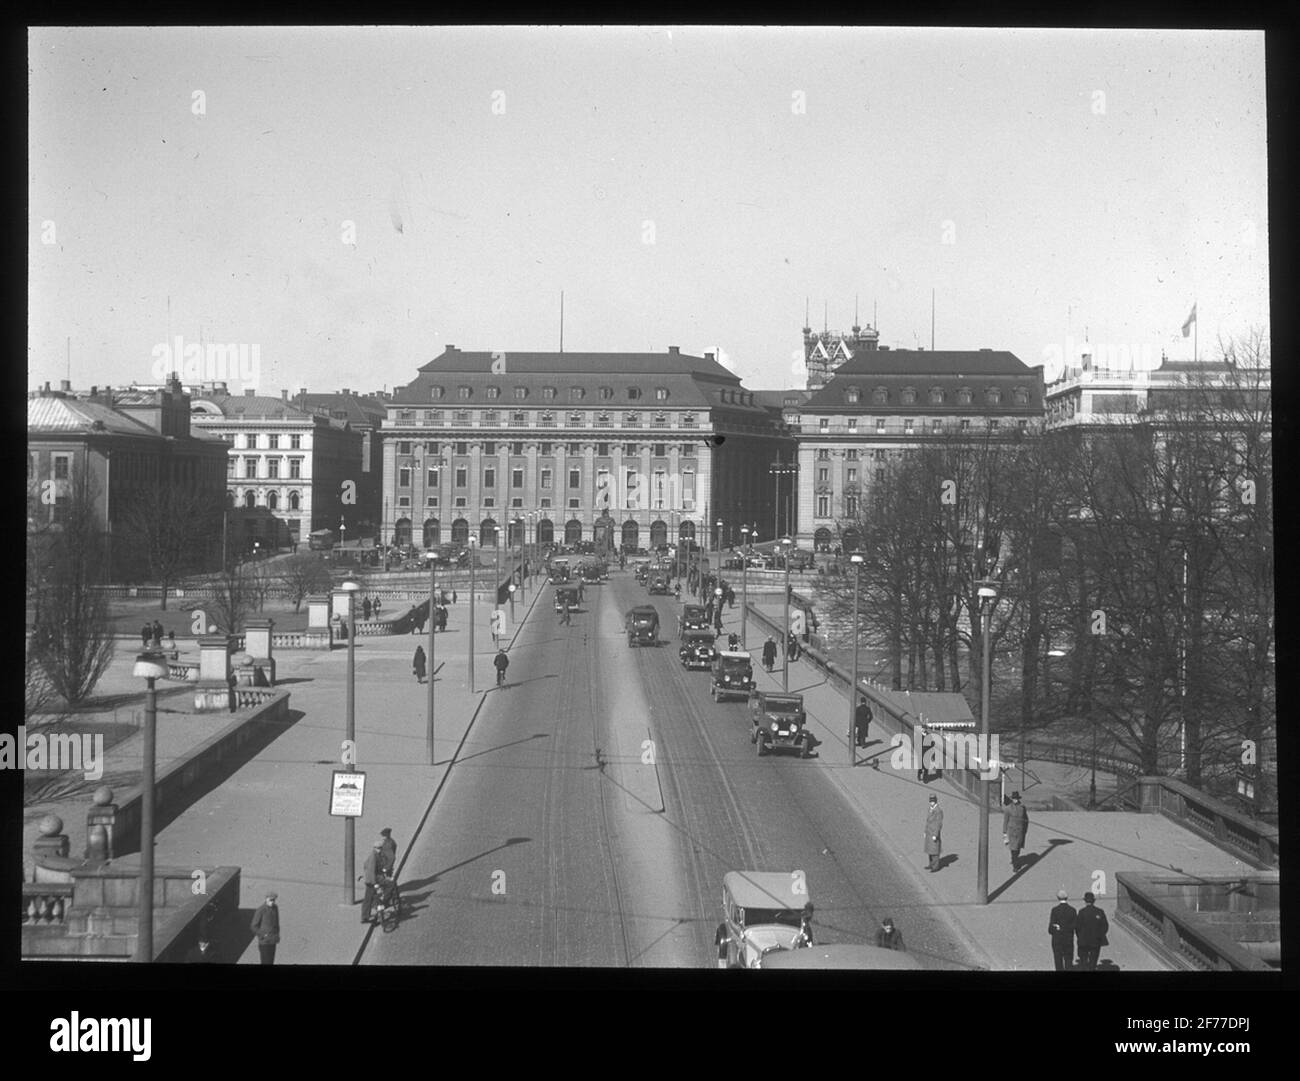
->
[[1193, 300, 1197, 362]]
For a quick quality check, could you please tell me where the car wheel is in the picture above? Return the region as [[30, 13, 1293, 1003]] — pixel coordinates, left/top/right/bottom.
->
[[756, 735, 767, 757]]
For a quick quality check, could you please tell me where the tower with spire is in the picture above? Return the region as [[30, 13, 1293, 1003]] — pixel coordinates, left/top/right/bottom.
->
[[803, 296, 879, 389]]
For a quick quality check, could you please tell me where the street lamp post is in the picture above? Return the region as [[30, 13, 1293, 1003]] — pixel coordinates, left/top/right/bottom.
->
[[781, 537, 793, 692], [849, 552, 864, 767], [427, 556, 436, 765], [494, 524, 502, 613], [716, 518, 724, 555], [975, 578, 998, 905], [740, 525, 751, 650], [132, 651, 169, 961], [340, 577, 360, 903], [468, 537, 477, 692]]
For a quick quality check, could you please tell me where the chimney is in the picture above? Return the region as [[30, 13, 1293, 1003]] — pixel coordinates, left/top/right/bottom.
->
[[444, 344, 456, 352], [90, 385, 98, 396], [281, 389, 288, 401], [668, 346, 680, 354], [244, 388, 256, 397], [704, 352, 715, 362], [60, 379, 71, 392]]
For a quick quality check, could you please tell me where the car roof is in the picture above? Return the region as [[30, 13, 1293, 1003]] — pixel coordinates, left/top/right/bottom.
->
[[684, 629, 715, 639], [723, 871, 810, 909], [759, 945, 924, 970], [758, 691, 803, 702], [717, 650, 751, 660]]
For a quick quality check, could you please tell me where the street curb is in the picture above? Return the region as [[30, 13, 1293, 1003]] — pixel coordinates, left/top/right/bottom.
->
[[352, 574, 546, 963]]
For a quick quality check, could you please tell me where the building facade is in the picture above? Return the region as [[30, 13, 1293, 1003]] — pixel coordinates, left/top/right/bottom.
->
[[189, 390, 364, 548], [791, 348, 1046, 549], [294, 388, 388, 535], [379, 346, 788, 553]]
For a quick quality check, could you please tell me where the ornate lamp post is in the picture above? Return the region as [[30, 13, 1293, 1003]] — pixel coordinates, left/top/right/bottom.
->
[[781, 537, 793, 691], [339, 577, 360, 903], [131, 650, 169, 961], [468, 536, 478, 692]]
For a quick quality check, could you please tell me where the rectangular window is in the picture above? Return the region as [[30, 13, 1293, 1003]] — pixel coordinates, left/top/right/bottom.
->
[[817, 495, 829, 517], [540, 443, 552, 456], [653, 469, 666, 509], [819, 418, 829, 431], [484, 442, 495, 455], [428, 497, 439, 507], [845, 495, 858, 517], [244, 457, 258, 478], [268, 459, 280, 479], [397, 496, 410, 508], [541, 468, 552, 490], [456, 442, 468, 455], [817, 449, 830, 460], [512, 442, 524, 455], [653, 444, 667, 457], [483, 468, 496, 488], [399, 467, 411, 487], [455, 497, 467, 508], [818, 467, 829, 483], [847, 419, 857, 430], [1018, 419, 1028, 431], [428, 468, 439, 488], [227, 457, 236, 476], [846, 449, 858, 460], [569, 469, 581, 489], [398, 442, 412, 455], [567, 442, 580, 455], [903, 420, 914, 435], [625, 443, 638, 456], [682, 470, 695, 510], [455, 467, 467, 488], [960, 419, 971, 431], [876, 418, 886, 434], [267, 434, 279, 449], [681, 443, 695, 458], [625, 469, 638, 509], [512, 497, 523, 508], [597, 443, 609, 456], [291, 434, 301, 449], [568, 498, 580, 509], [289, 458, 302, 479], [540, 497, 552, 509], [847, 468, 857, 483], [484, 497, 495, 508], [512, 468, 524, 489]]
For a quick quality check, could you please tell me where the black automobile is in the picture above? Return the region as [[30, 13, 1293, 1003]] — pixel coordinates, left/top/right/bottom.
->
[[679, 604, 709, 638], [626, 606, 660, 647], [749, 691, 811, 757], [647, 570, 671, 595], [679, 629, 717, 669], [710, 651, 754, 702]]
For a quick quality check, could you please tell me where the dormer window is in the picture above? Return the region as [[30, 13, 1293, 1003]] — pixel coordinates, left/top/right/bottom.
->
[[431, 386, 445, 400], [872, 387, 888, 405], [929, 387, 945, 404], [458, 386, 472, 400], [599, 386, 614, 401], [627, 387, 642, 400], [986, 387, 1002, 405], [486, 386, 501, 399], [655, 387, 668, 401], [844, 387, 861, 404], [957, 388, 973, 405], [1013, 386, 1029, 405], [900, 387, 917, 405], [569, 387, 585, 401], [542, 386, 557, 400]]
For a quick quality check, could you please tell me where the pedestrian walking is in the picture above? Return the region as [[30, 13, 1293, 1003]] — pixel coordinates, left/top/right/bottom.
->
[[227, 670, 238, 713], [924, 794, 944, 872], [437, 606, 447, 632], [762, 636, 777, 672], [493, 647, 510, 687], [1075, 892, 1110, 970], [875, 917, 905, 951], [855, 696, 873, 747], [378, 828, 397, 875], [167, 629, 176, 650], [363, 597, 372, 620], [704, 599, 714, 624], [141, 623, 151, 648], [560, 602, 571, 626], [412, 645, 427, 684], [452, 589, 458, 604], [151, 620, 164, 648], [249, 892, 280, 964], [787, 634, 800, 662], [373, 598, 382, 617], [361, 841, 384, 923], [917, 728, 935, 782], [1048, 890, 1078, 971], [713, 610, 724, 635], [1003, 790, 1030, 871]]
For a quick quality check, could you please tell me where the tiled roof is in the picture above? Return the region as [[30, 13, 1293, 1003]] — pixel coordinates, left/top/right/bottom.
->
[[751, 390, 813, 409], [190, 395, 316, 421], [415, 347, 739, 381], [296, 393, 388, 426], [829, 349, 1031, 377], [27, 395, 159, 437]]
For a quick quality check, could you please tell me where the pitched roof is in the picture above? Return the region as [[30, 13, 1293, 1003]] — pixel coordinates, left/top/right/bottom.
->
[[414, 347, 740, 381], [27, 395, 160, 437], [831, 349, 1031, 377], [296, 393, 388, 426], [190, 395, 317, 421]]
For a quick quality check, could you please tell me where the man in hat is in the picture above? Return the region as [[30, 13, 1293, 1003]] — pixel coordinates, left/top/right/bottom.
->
[[875, 917, 905, 951], [378, 828, 397, 876], [361, 840, 385, 923], [249, 891, 280, 964], [1003, 790, 1030, 872], [924, 794, 944, 872], [1048, 890, 1077, 971], [1075, 892, 1110, 970], [762, 636, 778, 673]]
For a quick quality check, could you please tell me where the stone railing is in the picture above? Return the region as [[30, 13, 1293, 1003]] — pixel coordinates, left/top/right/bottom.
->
[[22, 882, 74, 927], [1116, 871, 1280, 971], [1138, 776, 1279, 869], [271, 630, 332, 650], [111, 690, 291, 857], [166, 658, 199, 681]]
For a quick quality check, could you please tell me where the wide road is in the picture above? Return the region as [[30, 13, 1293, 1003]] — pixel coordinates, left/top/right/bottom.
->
[[364, 567, 982, 969]]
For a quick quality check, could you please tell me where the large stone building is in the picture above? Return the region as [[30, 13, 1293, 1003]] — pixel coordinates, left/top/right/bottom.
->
[[26, 376, 229, 578], [379, 346, 788, 553], [790, 348, 1046, 549], [293, 388, 389, 536], [189, 390, 364, 549]]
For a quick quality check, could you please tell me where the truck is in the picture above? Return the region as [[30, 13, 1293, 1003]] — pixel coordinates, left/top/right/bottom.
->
[[625, 606, 660, 647]]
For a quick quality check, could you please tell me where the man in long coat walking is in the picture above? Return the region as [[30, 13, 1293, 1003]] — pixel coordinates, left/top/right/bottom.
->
[[761, 636, 777, 673], [1075, 891, 1110, 970], [1048, 890, 1077, 971], [1003, 790, 1030, 871], [412, 644, 427, 684], [249, 892, 280, 964], [924, 794, 943, 872]]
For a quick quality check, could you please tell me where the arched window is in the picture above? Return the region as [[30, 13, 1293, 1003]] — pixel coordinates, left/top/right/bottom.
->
[[845, 387, 861, 404], [957, 388, 973, 405], [393, 518, 412, 546], [986, 387, 1002, 405], [536, 518, 554, 545], [451, 518, 470, 546], [288, 490, 301, 511], [267, 490, 279, 510], [244, 490, 256, 508], [1013, 386, 1029, 405]]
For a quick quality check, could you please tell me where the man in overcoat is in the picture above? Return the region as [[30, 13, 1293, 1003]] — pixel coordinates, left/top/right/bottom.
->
[[924, 794, 944, 872], [1048, 890, 1077, 971], [1075, 891, 1110, 970], [1003, 790, 1029, 871]]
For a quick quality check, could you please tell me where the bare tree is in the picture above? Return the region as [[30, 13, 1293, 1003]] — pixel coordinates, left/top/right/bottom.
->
[[35, 466, 116, 706], [118, 482, 221, 609], [207, 563, 255, 635], [278, 552, 332, 612]]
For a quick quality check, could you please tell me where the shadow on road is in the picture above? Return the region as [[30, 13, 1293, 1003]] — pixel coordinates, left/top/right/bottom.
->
[[399, 836, 533, 902], [453, 732, 550, 768], [988, 838, 1073, 902]]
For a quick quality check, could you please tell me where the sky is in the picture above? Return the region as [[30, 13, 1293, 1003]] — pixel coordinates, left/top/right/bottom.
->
[[28, 26, 1270, 396]]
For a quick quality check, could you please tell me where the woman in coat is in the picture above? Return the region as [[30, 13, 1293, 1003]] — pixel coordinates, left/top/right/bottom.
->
[[924, 796, 943, 872], [412, 645, 427, 684]]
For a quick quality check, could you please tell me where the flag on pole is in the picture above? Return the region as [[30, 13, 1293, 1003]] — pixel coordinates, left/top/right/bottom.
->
[[1181, 303, 1197, 338]]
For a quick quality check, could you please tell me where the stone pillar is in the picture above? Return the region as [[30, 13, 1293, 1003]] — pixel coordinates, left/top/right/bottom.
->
[[194, 634, 234, 711], [307, 596, 330, 630], [84, 786, 118, 863], [34, 814, 70, 861], [243, 618, 277, 685]]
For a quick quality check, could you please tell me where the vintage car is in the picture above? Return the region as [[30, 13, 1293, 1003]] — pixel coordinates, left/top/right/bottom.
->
[[547, 557, 572, 584], [710, 650, 754, 702], [678, 604, 709, 638], [554, 584, 581, 612], [625, 605, 660, 647], [647, 570, 671, 595], [579, 561, 605, 584], [679, 629, 717, 669], [719, 871, 812, 970], [749, 690, 810, 757], [758, 944, 923, 970], [633, 561, 651, 584]]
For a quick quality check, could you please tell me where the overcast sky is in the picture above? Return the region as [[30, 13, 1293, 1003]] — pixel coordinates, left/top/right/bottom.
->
[[29, 26, 1269, 395]]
